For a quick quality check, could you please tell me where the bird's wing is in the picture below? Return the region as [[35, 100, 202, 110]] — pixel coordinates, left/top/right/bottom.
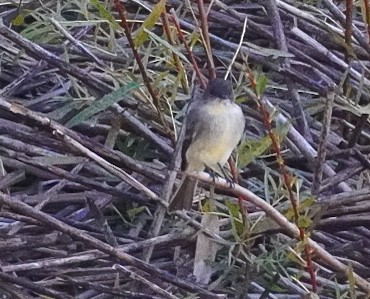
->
[[180, 102, 209, 170]]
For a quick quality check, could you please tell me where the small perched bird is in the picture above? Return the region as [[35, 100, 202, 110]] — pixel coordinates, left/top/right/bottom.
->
[[168, 78, 245, 211]]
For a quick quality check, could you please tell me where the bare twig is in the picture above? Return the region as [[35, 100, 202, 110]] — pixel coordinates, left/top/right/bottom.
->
[[265, 0, 310, 138], [196, 0, 216, 79], [312, 89, 335, 195], [114, 265, 180, 299], [170, 10, 207, 88], [113, 0, 173, 142]]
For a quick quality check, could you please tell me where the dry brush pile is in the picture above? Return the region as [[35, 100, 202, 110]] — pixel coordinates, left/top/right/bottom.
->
[[0, 0, 369, 298]]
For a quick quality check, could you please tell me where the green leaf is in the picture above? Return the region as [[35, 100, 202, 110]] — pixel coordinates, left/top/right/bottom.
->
[[243, 41, 295, 58], [144, 29, 189, 63], [348, 263, 356, 299], [297, 215, 313, 229], [127, 206, 146, 221], [134, 0, 166, 48], [12, 14, 25, 26], [284, 197, 315, 221], [299, 197, 315, 210], [226, 201, 244, 238], [47, 100, 86, 121], [284, 206, 295, 221], [255, 74, 269, 97], [202, 199, 212, 212], [21, 22, 51, 41], [238, 135, 272, 168], [275, 121, 290, 142], [12, 9, 32, 26], [189, 31, 201, 48], [65, 82, 140, 127], [238, 122, 289, 168], [90, 0, 120, 30]]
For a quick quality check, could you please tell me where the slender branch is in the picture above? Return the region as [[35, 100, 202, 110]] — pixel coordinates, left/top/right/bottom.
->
[[246, 68, 317, 292], [225, 16, 247, 80], [312, 89, 334, 195], [265, 0, 310, 138], [160, 9, 189, 93], [343, 0, 353, 95], [113, 1, 159, 108], [170, 10, 206, 88], [113, 0, 173, 141], [364, 0, 370, 43], [322, 0, 370, 56], [196, 0, 216, 79], [345, 0, 353, 62], [114, 265, 179, 299]]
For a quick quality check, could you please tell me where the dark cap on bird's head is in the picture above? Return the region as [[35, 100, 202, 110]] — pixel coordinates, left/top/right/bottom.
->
[[204, 78, 233, 100]]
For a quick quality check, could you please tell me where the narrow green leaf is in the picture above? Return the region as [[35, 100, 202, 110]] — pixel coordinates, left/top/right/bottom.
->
[[299, 197, 315, 210], [238, 135, 272, 168], [226, 201, 244, 238], [243, 41, 294, 58], [90, 0, 120, 30], [144, 29, 189, 63], [21, 22, 52, 41], [255, 74, 269, 97], [127, 206, 146, 222], [12, 14, 25, 26], [66, 82, 140, 127], [238, 121, 289, 168], [348, 263, 356, 299], [12, 9, 32, 26], [47, 100, 86, 121], [275, 121, 290, 141], [134, 0, 166, 48], [297, 215, 313, 229]]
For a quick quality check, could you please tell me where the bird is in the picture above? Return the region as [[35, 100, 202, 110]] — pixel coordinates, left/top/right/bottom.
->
[[168, 78, 245, 211]]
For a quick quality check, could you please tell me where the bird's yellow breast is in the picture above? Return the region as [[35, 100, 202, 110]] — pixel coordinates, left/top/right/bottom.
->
[[185, 99, 244, 173]]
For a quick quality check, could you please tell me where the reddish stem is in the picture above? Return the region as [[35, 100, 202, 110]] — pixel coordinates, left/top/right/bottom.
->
[[161, 11, 189, 93], [228, 157, 248, 231], [113, 0, 160, 108], [113, 0, 176, 143], [196, 0, 216, 79], [169, 13, 206, 89], [344, 0, 353, 64], [364, 0, 370, 44], [246, 70, 317, 292]]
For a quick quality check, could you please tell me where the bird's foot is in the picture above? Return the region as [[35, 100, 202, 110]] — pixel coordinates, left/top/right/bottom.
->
[[208, 169, 220, 183], [225, 176, 235, 189]]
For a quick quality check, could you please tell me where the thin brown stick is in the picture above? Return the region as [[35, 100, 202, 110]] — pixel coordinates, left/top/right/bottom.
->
[[161, 9, 189, 93], [246, 68, 317, 292], [113, 0, 173, 142], [113, 0, 159, 108], [364, 0, 370, 43], [170, 10, 207, 88], [196, 0, 216, 79], [312, 89, 335, 195], [265, 0, 310, 138], [345, 0, 353, 63], [114, 265, 179, 299]]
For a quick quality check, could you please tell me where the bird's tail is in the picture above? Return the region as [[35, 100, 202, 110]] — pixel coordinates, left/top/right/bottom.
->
[[168, 176, 198, 211]]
